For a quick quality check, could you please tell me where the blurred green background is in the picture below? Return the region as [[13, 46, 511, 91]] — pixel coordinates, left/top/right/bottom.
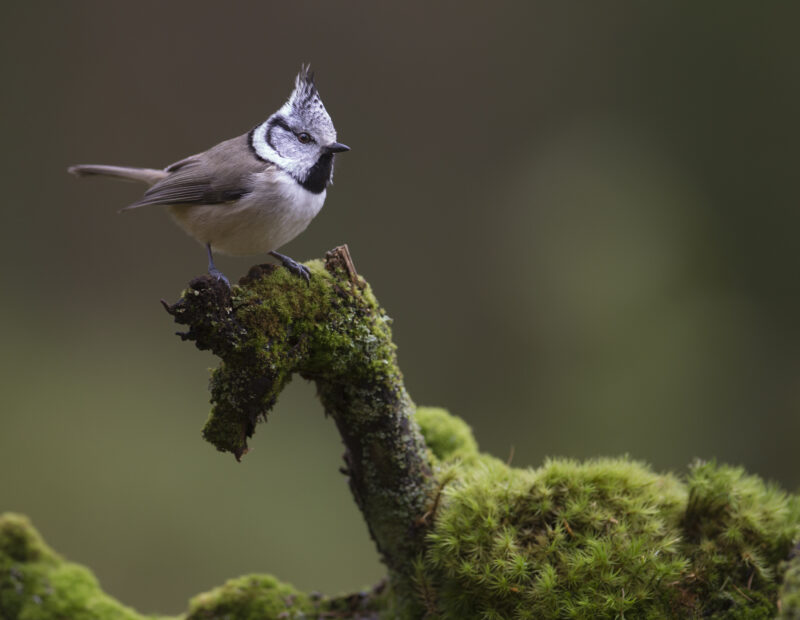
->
[[1, 2, 799, 615]]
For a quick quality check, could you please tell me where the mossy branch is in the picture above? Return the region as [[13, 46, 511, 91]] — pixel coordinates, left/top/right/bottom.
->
[[3, 247, 799, 619], [163, 245, 436, 608]]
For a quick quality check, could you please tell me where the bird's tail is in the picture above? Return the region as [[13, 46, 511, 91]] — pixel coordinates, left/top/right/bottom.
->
[[67, 164, 167, 186]]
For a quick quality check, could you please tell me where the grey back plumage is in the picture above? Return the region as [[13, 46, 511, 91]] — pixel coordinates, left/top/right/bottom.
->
[[122, 133, 271, 210]]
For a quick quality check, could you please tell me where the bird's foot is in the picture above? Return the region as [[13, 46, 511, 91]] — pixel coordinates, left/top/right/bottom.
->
[[269, 251, 311, 282], [208, 267, 231, 289]]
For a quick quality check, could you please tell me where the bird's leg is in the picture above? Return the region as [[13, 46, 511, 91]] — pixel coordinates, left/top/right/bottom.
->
[[206, 243, 231, 289], [269, 251, 311, 282]]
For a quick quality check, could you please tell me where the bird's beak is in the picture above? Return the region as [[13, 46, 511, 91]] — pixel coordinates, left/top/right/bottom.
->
[[325, 142, 351, 154]]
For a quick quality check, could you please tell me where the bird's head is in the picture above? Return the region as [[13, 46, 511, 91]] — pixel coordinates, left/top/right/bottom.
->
[[250, 65, 349, 192]]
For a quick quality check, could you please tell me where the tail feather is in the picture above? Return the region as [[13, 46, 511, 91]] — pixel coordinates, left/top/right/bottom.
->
[[68, 164, 167, 186]]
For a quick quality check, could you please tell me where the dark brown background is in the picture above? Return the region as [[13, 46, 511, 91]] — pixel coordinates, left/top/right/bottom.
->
[[1, 2, 799, 614]]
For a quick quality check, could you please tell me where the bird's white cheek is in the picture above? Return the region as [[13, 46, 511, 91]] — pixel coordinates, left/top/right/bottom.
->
[[251, 121, 290, 168]]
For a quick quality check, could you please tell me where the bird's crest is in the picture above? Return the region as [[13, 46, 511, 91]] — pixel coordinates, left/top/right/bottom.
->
[[287, 64, 321, 113]]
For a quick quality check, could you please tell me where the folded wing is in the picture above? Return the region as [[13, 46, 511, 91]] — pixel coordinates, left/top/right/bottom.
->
[[123, 133, 269, 210]]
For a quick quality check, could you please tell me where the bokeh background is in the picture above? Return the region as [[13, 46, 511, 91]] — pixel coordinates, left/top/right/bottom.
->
[[1, 2, 799, 615]]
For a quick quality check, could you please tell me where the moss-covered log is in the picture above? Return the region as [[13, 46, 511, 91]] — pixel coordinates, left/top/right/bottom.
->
[[2, 247, 799, 619]]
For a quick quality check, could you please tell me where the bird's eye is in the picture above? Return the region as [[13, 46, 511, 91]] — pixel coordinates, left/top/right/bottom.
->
[[297, 132, 312, 144]]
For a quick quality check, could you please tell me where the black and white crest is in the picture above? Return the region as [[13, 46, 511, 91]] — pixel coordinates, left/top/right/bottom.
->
[[277, 65, 336, 140], [289, 65, 319, 111]]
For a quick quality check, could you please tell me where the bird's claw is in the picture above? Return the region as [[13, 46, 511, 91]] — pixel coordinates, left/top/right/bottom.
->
[[208, 267, 231, 289], [284, 259, 311, 282], [270, 251, 311, 282]]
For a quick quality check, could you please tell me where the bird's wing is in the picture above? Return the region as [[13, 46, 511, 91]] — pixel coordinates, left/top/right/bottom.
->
[[122, 133, 271, 210]]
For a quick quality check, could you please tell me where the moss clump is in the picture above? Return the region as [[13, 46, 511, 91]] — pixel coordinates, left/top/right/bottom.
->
[[233, 258, 401, 390], [414, 406, 479, 463], [186, 574, 313, 619], [0, 513, 159, 620], [683, 461, 800, 618], [420, 456, 688, 619], [410, 408, 800, 620]]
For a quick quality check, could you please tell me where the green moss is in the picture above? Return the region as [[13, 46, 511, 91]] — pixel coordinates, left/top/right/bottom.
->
[[232, 260, 396, 384], [0, 512, 389, 620], [682, 461, 800, 618], [778, 550, 800, 619], [9, 251, 800, 618], [417, 457, 799, 619], [422, 458, 689, 619], [0, 513, 47, 564], [414, 407, 479, 463], [412, 409, 800, 617], [0, 513, 161, 620], [186, 574, 313, 619], [3, 454, 799, 619], [186, 575, 392, 620], [189, 259, 405, 459]]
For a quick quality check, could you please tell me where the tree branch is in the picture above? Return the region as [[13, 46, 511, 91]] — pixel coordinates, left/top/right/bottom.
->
[[164, 245, 436, 608]]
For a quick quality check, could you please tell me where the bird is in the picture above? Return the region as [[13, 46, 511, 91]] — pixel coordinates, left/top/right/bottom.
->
[[68, 66, 349, 288]]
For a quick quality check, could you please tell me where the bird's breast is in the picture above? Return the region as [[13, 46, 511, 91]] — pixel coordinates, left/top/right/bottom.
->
[[168, 171, 326, 257]]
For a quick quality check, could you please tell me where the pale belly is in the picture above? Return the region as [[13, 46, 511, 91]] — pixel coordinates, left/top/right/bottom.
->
[[167, 183, 326, 257]]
